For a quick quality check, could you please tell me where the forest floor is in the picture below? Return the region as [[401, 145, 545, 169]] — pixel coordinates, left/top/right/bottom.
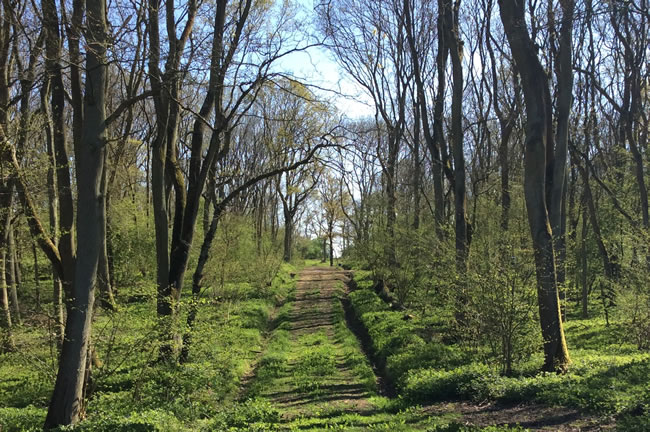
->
[[0, 264, 623, 431], [241, 266, 615, 431]]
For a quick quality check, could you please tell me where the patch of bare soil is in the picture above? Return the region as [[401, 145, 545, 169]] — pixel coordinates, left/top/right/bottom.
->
[[423, 398, 615, 430]]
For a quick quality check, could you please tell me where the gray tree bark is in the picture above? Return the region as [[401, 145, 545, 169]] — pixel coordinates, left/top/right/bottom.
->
[[549, 0, 575, 312], [43, 0, 76, 300], [45, 0, 108, 425], [498, 0, 571, 372], [6, 222, 20, 325]]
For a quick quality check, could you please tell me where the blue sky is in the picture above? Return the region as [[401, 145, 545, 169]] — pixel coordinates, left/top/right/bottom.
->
[[274, 0, 375, 119]]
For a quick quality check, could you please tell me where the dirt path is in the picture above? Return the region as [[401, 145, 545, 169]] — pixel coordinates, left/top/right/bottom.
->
[[242, 266, 614, 431], [257, 267, 377, 420]]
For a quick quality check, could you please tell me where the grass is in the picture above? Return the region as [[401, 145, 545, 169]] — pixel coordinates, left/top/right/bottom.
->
[[0, 263, 299, 431], [346, 270, 650, 430], [228, 270, 528, 431], [4, 263, 643, 431]]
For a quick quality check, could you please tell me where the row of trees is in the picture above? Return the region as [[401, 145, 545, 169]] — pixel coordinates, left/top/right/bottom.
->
[[319, 0, 648, 374], [0, 0, 647, 427], [0, 0, 344, 428]]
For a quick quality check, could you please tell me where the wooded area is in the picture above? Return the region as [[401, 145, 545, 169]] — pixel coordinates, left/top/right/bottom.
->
[[0, 0, 648, 430]]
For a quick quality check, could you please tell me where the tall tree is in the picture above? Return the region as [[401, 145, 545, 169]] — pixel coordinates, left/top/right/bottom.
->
[[0, 0, 15, 353], [44, 0, 109, 425], [403, 0, 445, 233], [149, 0, 318, 358], [548, 0, 575, 305], [319, 0, 410, 269], [498, 0, 571, 372], [42, 0, 76, 298]]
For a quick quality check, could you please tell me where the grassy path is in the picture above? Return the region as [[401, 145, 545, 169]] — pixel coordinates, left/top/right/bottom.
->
[[239, 266, 613, 431], [245, 266, 390, 429]]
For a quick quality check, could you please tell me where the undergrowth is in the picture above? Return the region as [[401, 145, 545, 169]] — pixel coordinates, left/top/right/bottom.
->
[[0, 263, 299, 431], [347, 270, 650, 431]]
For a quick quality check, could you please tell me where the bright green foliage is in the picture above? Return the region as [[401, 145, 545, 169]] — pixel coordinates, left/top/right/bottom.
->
[[296, 237, 325, 260], [347, 278, 650, 428], [0, 257, 299, 431], [0, 406, 46, 432], [208, 398, 281, 431], [109, 199, 157, 287], [348, 287, 469, 388], [348, 288, 389, 315]]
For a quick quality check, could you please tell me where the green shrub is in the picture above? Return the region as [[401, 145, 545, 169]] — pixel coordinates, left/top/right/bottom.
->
[[617, 414, 650, 432], [403, 363, 492, 402], [352, 270, 375, 291], [386, 342, 467, 383], [362, 311, 424, 361], [349, 289, 389, 316], [0, 406, 45, 432], [68, 410, 184, 432], [210, 398, 280, 430], [0, 369, 52, 409], [235, 300, 272, 330]]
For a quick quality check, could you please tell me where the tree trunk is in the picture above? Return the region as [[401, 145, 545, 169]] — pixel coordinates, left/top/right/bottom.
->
[[0, 2, 15, 352], [498, 116, 515, 230], [43, 0, 76, 300], [13, 233, 22, 298], [434, 1, 452, 235], [549, 0, 574, 322], [384, 128, 399, 268], [445, 0, 468, 271], [580, 205, 589, 319], [498, 0, 570, 372], [329, 227, 334, 267], [180, 206, 222, 363], [271, 194, 278, 244], [283, 208, 293, 262], [441, 0, 469, 325], [0, 248, 14, 352], [6, 223, 20, 325], [98, 160, 116, 311], [148, 0, 173, 357], [44, 0, 107, 425], [573, 155, 614, 278], [410, 81, 421, 231], [42, 76, 65, 340], [0, 180, 15, 352], [33, 241, 40, 309]]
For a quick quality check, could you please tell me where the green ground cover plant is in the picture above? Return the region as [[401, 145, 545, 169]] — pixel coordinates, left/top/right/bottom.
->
[[0, 263, 298, 431], [347, 271, 650, 430]]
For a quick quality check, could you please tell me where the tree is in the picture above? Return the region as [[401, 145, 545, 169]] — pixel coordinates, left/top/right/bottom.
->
[[45, 0, 109, 425], [403, 0, 446, 232], [319, 172, 346, 266], [180, 95, 334, 361], [147, 0, 321, 358], [338, 120, 381, 254], [498, 0, 571, 372], [319, 0, 410, 269], [483, 0, 521, 231]]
